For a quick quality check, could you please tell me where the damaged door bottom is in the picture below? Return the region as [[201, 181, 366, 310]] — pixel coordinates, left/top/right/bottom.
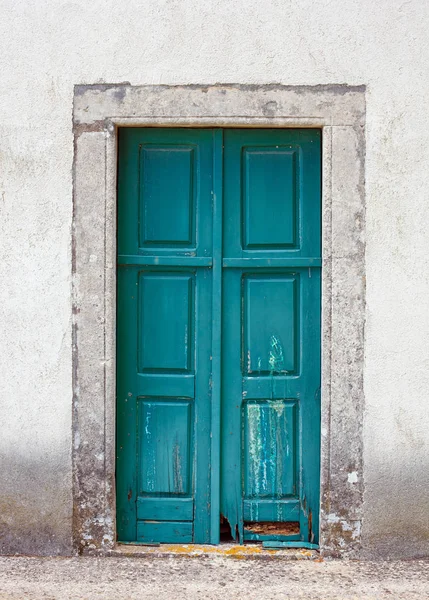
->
[[123, 517, 318, 550], [220, 515, 318, 550]]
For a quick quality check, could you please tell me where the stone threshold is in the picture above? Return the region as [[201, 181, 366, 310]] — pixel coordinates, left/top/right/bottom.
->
[[107, 543, 321, 560]]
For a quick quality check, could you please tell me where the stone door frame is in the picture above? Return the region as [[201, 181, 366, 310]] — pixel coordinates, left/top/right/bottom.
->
[[72, 84, 366, 556]]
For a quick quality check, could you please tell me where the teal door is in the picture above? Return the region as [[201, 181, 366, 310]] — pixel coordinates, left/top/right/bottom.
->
[[116, 128, 321, 545]]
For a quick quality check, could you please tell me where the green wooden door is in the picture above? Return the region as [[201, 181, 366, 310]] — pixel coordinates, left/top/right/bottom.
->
[[116, 128, 321, 545], [221, 130, 321, 544]]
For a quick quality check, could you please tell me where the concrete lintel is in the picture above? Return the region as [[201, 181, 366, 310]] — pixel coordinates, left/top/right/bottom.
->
[[73, 83, 365, 128]]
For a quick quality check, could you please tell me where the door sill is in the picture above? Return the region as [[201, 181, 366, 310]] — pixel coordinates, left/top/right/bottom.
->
[[110, 543, 320, 560]]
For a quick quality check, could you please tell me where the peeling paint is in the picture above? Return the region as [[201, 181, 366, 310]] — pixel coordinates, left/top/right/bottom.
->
[[324, 513, 362, 547], [269, 335, 284, 374], [247, 404, 263, 499], [348, 471, 358, 484], [173, 438, 183, 494]]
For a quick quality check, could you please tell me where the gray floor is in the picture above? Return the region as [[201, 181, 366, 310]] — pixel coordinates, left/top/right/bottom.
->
[[0, 556, 428, 599]]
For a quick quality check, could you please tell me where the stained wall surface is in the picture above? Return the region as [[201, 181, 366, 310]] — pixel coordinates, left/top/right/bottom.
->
[[0, 0, 428, 558]]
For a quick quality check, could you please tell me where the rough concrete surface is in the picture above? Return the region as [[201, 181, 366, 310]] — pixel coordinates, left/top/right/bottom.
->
[[0, 557, 428, 600]]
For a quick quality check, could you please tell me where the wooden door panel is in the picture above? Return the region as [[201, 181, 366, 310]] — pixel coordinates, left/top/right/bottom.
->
[[243, 400, 297, 498], [138, 399, 192, 495], [242, 147, 298, 248], [139, 145, 196, 248], [118, 128, 213, 258], [221, 129, 321, 544], [223, 129, 321, 261], [117, 128, 213, 544], [138, 272, 194, 372], [244, 274, 298, 375]]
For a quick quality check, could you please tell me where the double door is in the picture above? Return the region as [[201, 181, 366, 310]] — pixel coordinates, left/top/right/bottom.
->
[[116, 128, 321, 545]]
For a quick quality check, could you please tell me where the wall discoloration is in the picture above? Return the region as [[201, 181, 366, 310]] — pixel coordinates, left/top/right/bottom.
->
[[0, 455, 72, 556]]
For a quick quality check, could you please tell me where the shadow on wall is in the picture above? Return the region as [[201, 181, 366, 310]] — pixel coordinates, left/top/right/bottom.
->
[[0, 452, 428, 558], [0, 452, 72, 556], [361, 456, 429, 560]]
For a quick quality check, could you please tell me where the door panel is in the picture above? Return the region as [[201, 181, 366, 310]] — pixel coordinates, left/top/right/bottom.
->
[[118, 129, 213, 258], [139, 145, 196, 247], [221, 129, 321, 544], [116, 128, 213, 544], [116, 127, 321, 545], [242, 147, 298, 248], [136, 521, 193, 543], [138, 399, 192, 495], [244, 274, 298, 375], [138, 272, 194, 372], [223, 129, 321, 261], [221, 267, 321, 542], [243, 400, 297, 498]]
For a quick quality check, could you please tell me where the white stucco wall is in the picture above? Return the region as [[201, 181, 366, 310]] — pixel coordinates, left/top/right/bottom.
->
[[0, 0, 428, 557]]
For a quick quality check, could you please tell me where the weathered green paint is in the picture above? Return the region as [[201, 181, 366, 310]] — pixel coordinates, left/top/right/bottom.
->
[[117, 128, 321, 545], [116, 129, 213, 544], [137, 521, 193, 543], [221, 129, 321, 544], [210, 129, 224, 545]]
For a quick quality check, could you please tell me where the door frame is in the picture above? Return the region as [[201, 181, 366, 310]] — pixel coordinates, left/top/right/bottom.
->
[[72, 84, 366, 557]]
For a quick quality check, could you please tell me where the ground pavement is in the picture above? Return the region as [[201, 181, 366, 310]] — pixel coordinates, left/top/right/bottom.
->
[[0, 553, 428, 600]]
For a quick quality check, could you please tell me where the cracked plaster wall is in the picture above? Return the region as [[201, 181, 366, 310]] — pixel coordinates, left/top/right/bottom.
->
[[0, 0, 428, 558]]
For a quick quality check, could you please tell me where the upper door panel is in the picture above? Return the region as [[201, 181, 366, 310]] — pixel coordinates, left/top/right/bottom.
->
[[118, 128, 213, 258], [223, 129, 321, 260]]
